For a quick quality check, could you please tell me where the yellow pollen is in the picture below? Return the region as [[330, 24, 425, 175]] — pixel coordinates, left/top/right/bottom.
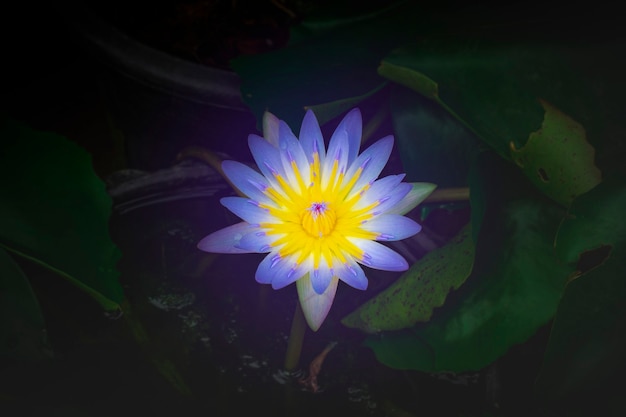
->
[[301, 202, 336, 237]]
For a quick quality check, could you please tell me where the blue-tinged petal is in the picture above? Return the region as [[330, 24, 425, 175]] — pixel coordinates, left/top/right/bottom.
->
[[372, 183, 412, 215], [329, 108, 362, 166], [221, 196, 276, 224], [278, 121, 311, 188], [262, 111, 280, 147], [197, 222, 258, 254], [238, 229, 282, 253], [271, 253, 313, 290], [299, 109, 325, 163], [311, 258, 333, 294], [360, 214, 422, 241], [255, 251, 284, 284], [352, 174, 405, 210], [248, 134, 288, 194], [385, 182, 437, 215], [321, 130, 350, 190], [334, 258, 368, 290], [344, 135, 393, 195], [297, 273, 339, 331], [255, 252, 309, 289], [349, 238, 409, 271], [222, 160, 276, 207]]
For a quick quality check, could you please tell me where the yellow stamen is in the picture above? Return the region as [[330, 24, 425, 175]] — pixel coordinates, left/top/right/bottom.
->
[[301, 202, 336, 238]]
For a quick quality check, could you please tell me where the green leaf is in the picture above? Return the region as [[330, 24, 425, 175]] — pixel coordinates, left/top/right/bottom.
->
[[535, 179, 626, 404], [364, 329, 435, 371], [0, 118, 123, 311], [553, 179, 626, 265], [379, 41, 607, 204], [379, 42, 545, 157], [365, 152, 573, 371], [0, 247, 47, 359], [510, 100, 602, 206], [342, 223, 474, 332]]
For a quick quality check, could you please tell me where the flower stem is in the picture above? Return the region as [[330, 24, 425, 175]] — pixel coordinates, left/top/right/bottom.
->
[[284, 301, 307, 371]]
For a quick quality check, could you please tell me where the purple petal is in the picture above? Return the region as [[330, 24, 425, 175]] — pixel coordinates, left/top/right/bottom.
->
[[344, 135, 393, 195], [271, 254, 312, 290], [278, 121, 310, 187], [255, 252, 310, 289], [221, 160, 275, 206], [334, 258, 368, 290], [197, 222, 258, 254], [328, 108, 362, 166], [297, 274, 339, 331], [373, 183, 412, 214], [321, 130, 349, 190], [248, 134, 288, 193], [255, 252, 281, 284], [238, 229, 281, 253], [299, 109, 325, 163], [221, 196, 275, 224], [349, 238, 409, 271], [361, 214, 422, 241]]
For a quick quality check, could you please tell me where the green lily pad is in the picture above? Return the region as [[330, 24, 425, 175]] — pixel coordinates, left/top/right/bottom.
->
[[379, 41, 607, 205], [0, 247, 47, 359], [510, 99, 602, 206], [379, 42, 545, 158], [0, 118, 123, 311], [535, 179, 626, 407], [553, 179, 626, 265], [364, 152, 572, 371], [342, 223, 474, 332]]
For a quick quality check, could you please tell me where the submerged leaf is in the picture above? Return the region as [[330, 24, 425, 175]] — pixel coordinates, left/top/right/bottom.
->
[[342, 223, 474, 332], [0, 119, 123, 311]]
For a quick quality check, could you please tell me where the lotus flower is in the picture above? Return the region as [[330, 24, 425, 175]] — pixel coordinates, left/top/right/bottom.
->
[[198, 108, 435, 330]]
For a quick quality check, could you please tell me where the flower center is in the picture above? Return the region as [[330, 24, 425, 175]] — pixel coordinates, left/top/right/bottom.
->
[[301, 202, 336, 238]]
